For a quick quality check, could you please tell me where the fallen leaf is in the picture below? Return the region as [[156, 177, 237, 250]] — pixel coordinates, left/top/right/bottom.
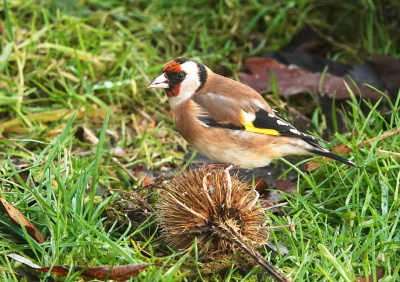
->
[[0, 199, 44, 244], [9, 169, 40, 199], [303, 143, 352, 171], [133, 166, 155, 186], [302, 159, 323, 172], [266, 241, 290, 256], [75, 126, 99, 144], [276, 179, 297, 193], [137, 121, 156, 134], [253, 178, 269, 195], [256, 179, 297, 205], [238, 58, 383, 100], [38, 264, 149, 280], [8, 254, 149, 281], [11, 170, 31, 186], [110, 147, 127, 157], [357, 268, 384, 282], [265, 50, 385, 92]]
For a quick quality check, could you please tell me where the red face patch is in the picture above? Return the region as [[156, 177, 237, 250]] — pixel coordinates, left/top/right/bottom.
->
[[163, 60, 182, 73], [162, 60, 184, 97], [171, 84, 181, 97], [165, 84, 181, 97]]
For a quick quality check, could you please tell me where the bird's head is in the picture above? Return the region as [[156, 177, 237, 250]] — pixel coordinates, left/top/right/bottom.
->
[[148, 58, 208, 104]]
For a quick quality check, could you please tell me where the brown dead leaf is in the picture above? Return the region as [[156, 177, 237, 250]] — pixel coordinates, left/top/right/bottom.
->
[[303, 143, 352, 171], [137, 121, 156, 134], [38, 264, 149, 281], [264, 180, 297, 204], [82, 126, 99, 144], [11, 170, 30, 186], [110, 147, 127, 157], [266, 241, 290, 256], [133, 166, 155, 186], [75, 126, 99, 144], [304, 127, 400, 171], [252, 178, 296, 203], [238, 58, 382, 100], [302, 160, 322, 172], [0, 198, 44, 244], [9, 168, 39, 194], [7, 254, 149, 281], [277, 179, 297, 193], [253, 178, 269, 195], [357, 268, 384, 282]]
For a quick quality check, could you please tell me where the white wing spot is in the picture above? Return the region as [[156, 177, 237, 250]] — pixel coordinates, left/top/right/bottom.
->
[[302, 133, 315, 139], [197, 120, 210, 128], [290, 129, 300, 135], [277, 120, 288, 126], [268, 113, 275, 118]]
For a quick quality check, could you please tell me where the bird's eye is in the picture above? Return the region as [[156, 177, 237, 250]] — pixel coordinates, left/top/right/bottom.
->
[[177, 72, 185, 80]]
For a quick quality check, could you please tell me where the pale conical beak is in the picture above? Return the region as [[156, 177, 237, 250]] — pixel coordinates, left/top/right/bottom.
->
[[148, 73, 170, 89]]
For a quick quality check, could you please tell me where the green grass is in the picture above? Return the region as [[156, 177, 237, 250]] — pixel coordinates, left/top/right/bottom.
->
[[1, 0, 400, 281]]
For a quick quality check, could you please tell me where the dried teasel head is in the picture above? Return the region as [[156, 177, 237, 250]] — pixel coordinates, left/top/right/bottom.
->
[[158, 166, 269, 255]]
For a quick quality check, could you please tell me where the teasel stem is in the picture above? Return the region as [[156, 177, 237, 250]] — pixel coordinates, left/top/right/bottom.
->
[[215, 221, 291, 282]]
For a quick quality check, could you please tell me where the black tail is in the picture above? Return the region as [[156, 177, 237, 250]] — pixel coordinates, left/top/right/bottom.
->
[[306, 146, 358, 168]]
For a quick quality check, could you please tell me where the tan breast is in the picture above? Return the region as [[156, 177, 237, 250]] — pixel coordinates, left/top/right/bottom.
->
[[171, 99, 206, 146]]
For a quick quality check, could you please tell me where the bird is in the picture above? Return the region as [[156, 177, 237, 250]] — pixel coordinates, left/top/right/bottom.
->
[[148, 58, 357, 169]]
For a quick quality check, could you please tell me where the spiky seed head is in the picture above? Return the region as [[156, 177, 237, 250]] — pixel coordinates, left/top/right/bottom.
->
[[158, 167, 269, 255]]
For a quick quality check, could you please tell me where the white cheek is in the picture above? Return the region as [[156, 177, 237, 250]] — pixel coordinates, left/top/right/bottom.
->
[[169, 75, 200, 108], [180, 74, 200, 95]]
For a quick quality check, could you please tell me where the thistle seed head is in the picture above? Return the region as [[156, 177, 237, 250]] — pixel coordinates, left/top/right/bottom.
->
[[158, 167, 269, 255]]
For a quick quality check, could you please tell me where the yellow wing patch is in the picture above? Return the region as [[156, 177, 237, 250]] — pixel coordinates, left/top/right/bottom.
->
[[239, 110, 280, 136], [244, 126, 280, 136]]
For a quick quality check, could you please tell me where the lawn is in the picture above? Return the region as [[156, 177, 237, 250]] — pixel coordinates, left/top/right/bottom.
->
[[1, 0, 400, 281]]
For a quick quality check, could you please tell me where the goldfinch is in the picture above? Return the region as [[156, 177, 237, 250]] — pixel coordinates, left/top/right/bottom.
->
[[148, 58, 357, 169]]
